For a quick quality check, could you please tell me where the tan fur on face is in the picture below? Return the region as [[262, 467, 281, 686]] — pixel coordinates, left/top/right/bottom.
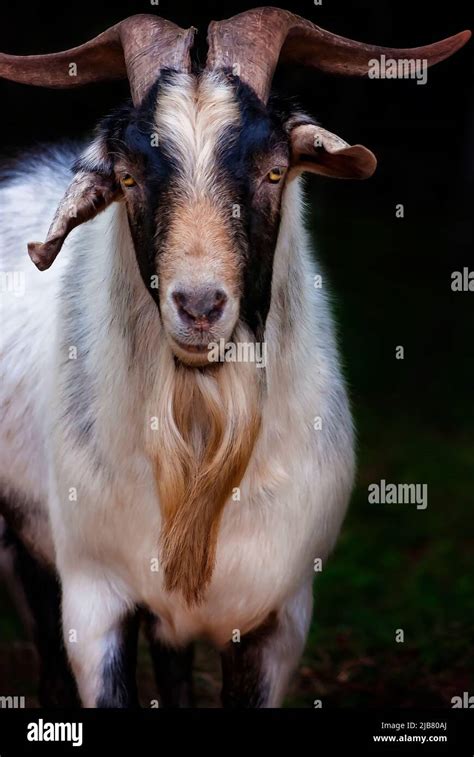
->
[[145, 324, 263, 605], [159, 196, 242, 299]]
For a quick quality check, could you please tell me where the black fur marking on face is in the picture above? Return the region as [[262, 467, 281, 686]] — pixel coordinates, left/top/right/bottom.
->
[[215, 77, 291, 338], [89, 75, 183, 310]]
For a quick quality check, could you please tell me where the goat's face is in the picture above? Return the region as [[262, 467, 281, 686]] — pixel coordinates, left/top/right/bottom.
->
[[99, 71, 293, 366], [81, 71, 375, 366], [28, 70, 376, 367]]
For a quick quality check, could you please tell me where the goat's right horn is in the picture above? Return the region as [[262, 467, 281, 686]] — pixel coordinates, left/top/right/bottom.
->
[[0, 14, 196, 105], [207, 7, 471, 103]]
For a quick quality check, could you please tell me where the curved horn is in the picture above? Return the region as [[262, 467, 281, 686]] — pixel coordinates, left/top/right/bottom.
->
[[0, 14, 196, 105], [206, 7, 471, 102]]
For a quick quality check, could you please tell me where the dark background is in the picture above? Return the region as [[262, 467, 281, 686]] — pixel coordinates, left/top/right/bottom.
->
[[0, 0, 472, 706]]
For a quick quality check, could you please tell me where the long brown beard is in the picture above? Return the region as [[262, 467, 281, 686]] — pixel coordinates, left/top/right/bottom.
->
[[145, 328, 262, 605]]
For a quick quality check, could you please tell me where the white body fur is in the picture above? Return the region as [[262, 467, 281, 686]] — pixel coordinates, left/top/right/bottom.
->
[[0, 102, 354, 705]]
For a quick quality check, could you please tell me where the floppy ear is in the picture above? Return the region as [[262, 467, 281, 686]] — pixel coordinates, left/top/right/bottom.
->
[[28, 168, 120, 270], [289, 123, 377, 180]]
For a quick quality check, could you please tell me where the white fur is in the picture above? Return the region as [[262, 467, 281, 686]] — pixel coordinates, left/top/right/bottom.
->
[[154, 72, 240, 198]]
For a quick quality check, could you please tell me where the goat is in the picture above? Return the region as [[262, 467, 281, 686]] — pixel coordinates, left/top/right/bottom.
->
[[0, 9, 469, 708]]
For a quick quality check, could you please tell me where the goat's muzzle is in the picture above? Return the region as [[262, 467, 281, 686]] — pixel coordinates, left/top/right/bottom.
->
[[163, 282, 238, 367]]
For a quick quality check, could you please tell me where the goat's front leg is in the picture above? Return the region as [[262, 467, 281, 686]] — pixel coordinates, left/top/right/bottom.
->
[[144, 611, 195, 708], [61, 569, 139, 708], [220, 580, 313, 708]]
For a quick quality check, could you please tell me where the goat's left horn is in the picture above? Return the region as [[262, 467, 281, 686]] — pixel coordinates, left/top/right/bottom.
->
[[206, 6, 471, 103], [0, 14, 196, 105]]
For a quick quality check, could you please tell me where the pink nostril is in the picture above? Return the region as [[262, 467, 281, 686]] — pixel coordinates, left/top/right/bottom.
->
[[172, 288, 228, 326]]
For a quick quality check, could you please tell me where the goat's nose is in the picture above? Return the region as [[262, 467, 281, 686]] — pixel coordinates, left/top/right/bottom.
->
[[172, 287, 228, 326]]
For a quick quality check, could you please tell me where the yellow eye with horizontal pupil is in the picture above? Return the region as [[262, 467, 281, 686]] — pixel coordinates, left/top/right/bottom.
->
[[267, 167, 285, 183], [122, 174, 136, 187]]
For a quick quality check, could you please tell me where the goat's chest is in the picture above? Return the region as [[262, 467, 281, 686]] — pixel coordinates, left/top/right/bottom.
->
[[57, 436, 348, 647]]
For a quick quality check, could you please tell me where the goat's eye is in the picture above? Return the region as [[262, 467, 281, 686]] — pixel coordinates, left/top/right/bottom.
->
[[121, 174, 136, 187], [267, 167, 286, 184]]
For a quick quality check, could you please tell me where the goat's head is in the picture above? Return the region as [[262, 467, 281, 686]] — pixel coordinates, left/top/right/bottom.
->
[[1, 10, 470, 367]]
